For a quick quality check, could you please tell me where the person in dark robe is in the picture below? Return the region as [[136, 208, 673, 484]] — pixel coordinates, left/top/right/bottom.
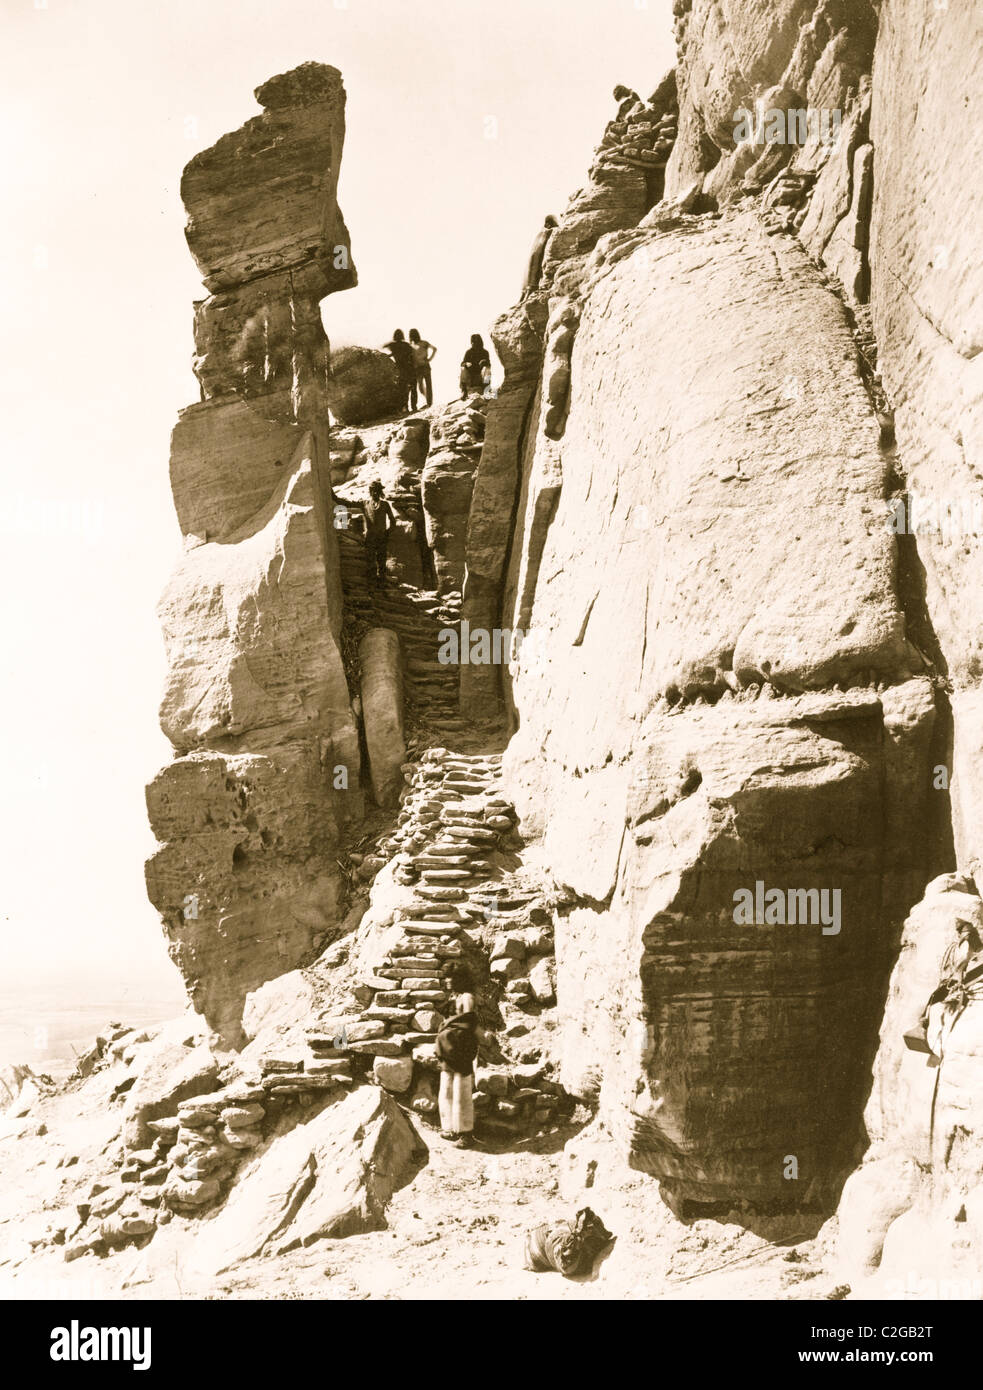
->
[[459, 334, 491, 398], [435, 966, 494, 1146]]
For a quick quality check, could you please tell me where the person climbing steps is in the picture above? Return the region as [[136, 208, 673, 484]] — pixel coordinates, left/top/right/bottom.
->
[[435, 965, 495, 1148], [362, 479, 395, 587]]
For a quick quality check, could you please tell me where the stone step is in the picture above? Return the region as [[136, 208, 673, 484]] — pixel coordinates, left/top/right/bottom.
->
[[303, 1059, 353, 1077], [400, 921, 461, 936], [357, 975, 399, 991], [374, 989, 446, 1005], [346, 1040, 406, 1057]]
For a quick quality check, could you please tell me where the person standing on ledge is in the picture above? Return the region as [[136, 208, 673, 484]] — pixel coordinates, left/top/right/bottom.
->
[[408, 328, 437, 408], [459, 333, 491, 398], [383, 329, 418, 413], [435, 965, 494, 1148], [362, 479, 395, 588], [521, 214, 558, 298]]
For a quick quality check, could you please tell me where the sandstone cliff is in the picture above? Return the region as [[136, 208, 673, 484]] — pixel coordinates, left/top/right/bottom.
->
[[26, 3, 974, 1296], [464, 0, 983, 1281]]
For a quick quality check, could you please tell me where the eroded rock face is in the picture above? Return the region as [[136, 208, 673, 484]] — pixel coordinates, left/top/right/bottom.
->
[[182, 62, 354, 296], [497, 207, 935, 1206], [457, 0, 983, 1229], [146, 742, 348, 1042], [868, 0, 983, 864], [549, 684, 934, 1207], [461, 298, 547, 720], [461, 78, 669, 721], [157, 452, 356, 758], [146, 64, 360, 1045], [422, 398, 487, 594], [664, 0, 876, 206]]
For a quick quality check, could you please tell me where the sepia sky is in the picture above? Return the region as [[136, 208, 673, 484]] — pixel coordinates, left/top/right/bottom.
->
[[0, 0, 673, 994]]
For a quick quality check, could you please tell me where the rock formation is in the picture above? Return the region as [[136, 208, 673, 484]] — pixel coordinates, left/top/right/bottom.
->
[[358, 629, 406, 808], [421, 397, 487, 596], [466, 0, 982, 1254], [146, 63, 361, 1046], [6, 4, 969, 1295]]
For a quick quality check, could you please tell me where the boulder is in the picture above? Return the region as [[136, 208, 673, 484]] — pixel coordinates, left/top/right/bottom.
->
[[373, 1057, 415, 1093], [188, 1088, 424, 1273], [328, 347, 404, 426], [242, 971, 318, 1044]]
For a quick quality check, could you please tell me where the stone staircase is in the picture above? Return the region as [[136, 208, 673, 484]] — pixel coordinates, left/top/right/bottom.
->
[[319, 519, 570, 1139], [313, 744, 572, 1141], [335, 527, 472, 743]]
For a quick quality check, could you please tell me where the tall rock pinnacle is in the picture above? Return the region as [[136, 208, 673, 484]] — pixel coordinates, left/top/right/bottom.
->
[[145, 64, 360, 1045]]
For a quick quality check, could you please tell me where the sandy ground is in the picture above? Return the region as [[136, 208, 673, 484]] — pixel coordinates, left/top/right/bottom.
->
[[0, 1064, 845, 1303]]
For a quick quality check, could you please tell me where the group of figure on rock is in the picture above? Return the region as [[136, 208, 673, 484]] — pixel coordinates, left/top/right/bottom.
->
[[383, 328, 436, 413], [383, 329, 495, 413]]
